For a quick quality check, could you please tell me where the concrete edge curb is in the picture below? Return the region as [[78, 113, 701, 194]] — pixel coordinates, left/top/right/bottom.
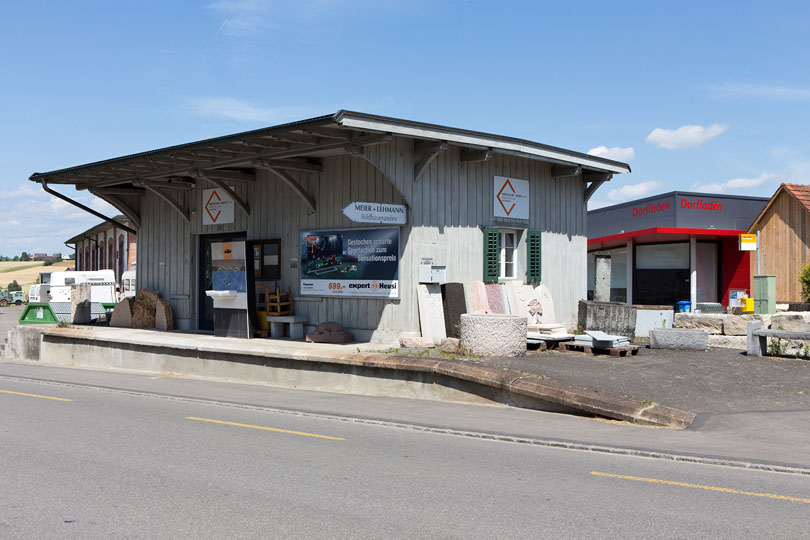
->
[[37, 328, 696, 429]]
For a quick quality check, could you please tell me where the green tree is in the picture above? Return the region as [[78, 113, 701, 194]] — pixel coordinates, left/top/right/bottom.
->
[[7, 280, 22, 292], [800, 263, 810, 302], [20, 252, 30, 261]]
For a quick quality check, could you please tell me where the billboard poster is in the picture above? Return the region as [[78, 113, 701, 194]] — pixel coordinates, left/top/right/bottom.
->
[[300, 228, 399, 298]]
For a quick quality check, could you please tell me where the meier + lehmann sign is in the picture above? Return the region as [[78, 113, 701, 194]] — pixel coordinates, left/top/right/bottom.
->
[[342, 201, 407, 225]]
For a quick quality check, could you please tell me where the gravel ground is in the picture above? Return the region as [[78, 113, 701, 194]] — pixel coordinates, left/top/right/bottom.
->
[[467, 346, 810, 414]]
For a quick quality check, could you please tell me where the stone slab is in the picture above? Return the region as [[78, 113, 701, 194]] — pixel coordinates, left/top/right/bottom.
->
[[109, 298, 134, 328], [460, 313, 526, 357], [634, 309, 674, 338], [708, 335, 747, 349], [70, 283, 91, 324], [155, 297, 174, 331], [469, 281, 490, 314], [650, 328, 709, 351], [674, 313, 724, 334], [485, 283, 505, 314], [535, 284, 556, 324], [441, 283, 467, 339], [770, 313, 810, 332], [416, 284, 446, 342]]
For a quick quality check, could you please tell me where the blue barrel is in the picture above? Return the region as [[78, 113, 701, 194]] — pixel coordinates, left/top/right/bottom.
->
[[676, 301, 691, 313]]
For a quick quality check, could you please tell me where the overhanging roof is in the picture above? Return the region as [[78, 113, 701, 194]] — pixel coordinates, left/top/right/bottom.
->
[[29, 110, 630, 189]]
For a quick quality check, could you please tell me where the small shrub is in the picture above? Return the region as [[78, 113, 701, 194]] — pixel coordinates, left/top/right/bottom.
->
[[800, 263, 810, 302], [768, 337, 788, 356]]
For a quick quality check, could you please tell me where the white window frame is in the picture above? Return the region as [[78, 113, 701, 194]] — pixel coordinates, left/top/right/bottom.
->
[[499, 229, 518, 279]]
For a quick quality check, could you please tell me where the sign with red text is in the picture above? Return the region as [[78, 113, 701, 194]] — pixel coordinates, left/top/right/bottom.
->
[[493, 176, 529, 219]]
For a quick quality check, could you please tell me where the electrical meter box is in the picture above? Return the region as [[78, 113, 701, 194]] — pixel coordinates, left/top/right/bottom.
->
[[418, 258, 447, 284]]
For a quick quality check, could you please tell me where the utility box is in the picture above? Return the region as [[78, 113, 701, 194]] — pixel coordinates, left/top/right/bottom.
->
[[753, 275, 776, 315]]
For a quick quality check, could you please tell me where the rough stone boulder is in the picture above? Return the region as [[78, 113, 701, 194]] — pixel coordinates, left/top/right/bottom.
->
[[131, 299, 156, 329], [109, 298, 135, 328], [155, 297, 174, 331], [70, 283, 92, 324], [674, 313, 724, 334], [460, 313, 526, 357], [306, 322, 354, 344], [399, 335, 435, 348], [136, 289, 159, 309], [770, 313, 810, 332], [439, 337, 462, 354]]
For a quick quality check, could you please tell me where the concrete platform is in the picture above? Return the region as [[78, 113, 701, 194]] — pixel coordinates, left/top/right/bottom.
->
[[3, 325, 693, 429]]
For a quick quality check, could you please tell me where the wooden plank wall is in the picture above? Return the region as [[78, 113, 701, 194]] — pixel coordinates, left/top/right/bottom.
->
[[750, 191, 810, 301], [137, 136, 588, 335]]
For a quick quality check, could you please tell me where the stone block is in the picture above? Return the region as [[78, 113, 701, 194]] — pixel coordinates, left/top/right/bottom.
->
[[155, 297, 174, 331], [109, 298, 134, 328], [306, 322, 354, 343], [439, 337, 461, 354], [417, 284, 446, 342], [770, 313, 810, 332], [674, 313, 724, 334], [399, 336, 435, 348], [649, 328, 708, 350], [70, 283, 92, 324], [131, 299, 156, 329], [136, 289, 159, 309], [708, 335, 747, 349], [722, 314, 757, 336], [460, 314, 526, 357]]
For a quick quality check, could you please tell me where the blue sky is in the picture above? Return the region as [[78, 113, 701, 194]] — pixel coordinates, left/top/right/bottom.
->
[[2, 1, 809, 255]]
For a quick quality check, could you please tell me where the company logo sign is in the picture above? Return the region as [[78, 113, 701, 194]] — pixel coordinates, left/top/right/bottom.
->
[[681, 198, 723, 211], [632, 201, 670, 217], [202, 188, 235, 225], [493, 176, 529, 219]]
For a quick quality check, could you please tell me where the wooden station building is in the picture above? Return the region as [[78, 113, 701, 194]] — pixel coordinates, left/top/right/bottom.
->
[[30, 111, 630, 341]]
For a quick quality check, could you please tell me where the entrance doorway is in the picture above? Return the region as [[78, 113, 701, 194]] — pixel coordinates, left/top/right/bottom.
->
[[198, 232, 246, 331]]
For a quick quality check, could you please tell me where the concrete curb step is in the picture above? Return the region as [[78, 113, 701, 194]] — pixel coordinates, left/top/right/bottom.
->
[[352, 353, 695, 429]]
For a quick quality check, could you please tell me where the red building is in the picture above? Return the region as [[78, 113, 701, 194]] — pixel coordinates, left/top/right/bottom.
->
[[588, 192, 769, 307], [66, 216, 137, 284]]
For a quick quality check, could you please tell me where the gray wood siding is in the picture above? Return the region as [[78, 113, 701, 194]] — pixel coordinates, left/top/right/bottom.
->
[[137, 136, 587, 336]]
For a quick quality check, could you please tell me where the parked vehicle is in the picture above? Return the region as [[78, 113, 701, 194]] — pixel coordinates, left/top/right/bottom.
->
[[121, 270, 136, 299], [0, 290, 26, 307], [49, 270, 117, 304], [28, 284, 51, 303]]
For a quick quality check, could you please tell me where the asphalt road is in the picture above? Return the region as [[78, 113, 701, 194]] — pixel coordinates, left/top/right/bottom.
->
[[2, 366, 809, 539]]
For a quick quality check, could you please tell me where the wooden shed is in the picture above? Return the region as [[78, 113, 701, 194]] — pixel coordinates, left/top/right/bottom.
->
[[31, 111, 630, 341], [747, 183, 810, 302]]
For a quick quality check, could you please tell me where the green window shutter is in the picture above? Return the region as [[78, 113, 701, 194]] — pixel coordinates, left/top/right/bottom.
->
[[526, 230, 542, 283], [483, 227, 500, 283]]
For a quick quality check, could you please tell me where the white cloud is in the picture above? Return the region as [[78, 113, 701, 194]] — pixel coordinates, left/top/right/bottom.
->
[[185, 97, 310, 124], [0, 182, 117, 256], [606, 180, 664, 202], [587, 145, 635, 163], [645, 124, 727, 150], [708, 82, 810, 101], [208, 0, 273, 36], [692, 173, 780, 194]]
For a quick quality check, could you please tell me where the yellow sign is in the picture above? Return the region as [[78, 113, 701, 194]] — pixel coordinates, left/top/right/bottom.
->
[[739, 234, 757, 251]]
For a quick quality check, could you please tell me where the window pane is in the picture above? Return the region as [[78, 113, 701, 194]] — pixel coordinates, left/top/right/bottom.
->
[[636, 243, 689, 269]]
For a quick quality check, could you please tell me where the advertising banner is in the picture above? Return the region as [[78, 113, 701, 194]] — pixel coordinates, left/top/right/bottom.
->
[[300, 228, 399, 298]]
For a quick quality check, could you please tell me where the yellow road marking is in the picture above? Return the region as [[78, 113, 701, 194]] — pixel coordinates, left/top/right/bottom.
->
[[591, 471, 810, 504], [0, 389, 72, 402], [185, 416, 345, 440]]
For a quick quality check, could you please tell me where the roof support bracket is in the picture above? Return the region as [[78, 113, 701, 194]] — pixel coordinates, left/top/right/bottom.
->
[[38, 181, 138, 235], [136, 181, 190, 223], [190, 170, 250, 215], [414, 141, 448, 180], [583, 173, 612, 203], [88, 188, 142, 230], [254, 160, 316, 214]]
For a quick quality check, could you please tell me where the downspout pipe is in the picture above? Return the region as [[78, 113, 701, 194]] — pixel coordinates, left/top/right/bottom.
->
[[38, 181, 137, 235]]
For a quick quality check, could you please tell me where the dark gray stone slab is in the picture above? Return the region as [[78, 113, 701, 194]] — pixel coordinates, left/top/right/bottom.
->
[[442, 283, 467, 339]]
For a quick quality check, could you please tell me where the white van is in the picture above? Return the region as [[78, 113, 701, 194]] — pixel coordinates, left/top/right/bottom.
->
[[121, 270, 136, 299], [49, 270, 117, 304], [28, 284, 51, 303]]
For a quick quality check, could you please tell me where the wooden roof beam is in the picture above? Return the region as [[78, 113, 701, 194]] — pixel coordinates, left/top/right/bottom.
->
[[583, 173, 612, 203], [193, 168, 256, 183], [460, 148, 493, 163], [190, 170, 250, 215], [255, 161, 316, 214], [136, 182, 190, 223], [552, 165, 582, 177], [414, 141, 448, 180]]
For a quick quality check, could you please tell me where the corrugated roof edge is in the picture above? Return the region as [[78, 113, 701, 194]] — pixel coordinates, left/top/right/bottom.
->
[[29, 114, 336, 180], [587, 190, 771, 214], [29, 110, 631, 180], [334, 110, 630, 174]]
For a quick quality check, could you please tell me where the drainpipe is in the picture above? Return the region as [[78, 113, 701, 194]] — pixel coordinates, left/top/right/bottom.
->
[[38, 181, 137, 235]]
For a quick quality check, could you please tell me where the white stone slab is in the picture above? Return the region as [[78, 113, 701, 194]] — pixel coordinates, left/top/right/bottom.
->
[[635, 309, 674, 338], [535, 284, 557, 324], [417, 284, 446, 342]]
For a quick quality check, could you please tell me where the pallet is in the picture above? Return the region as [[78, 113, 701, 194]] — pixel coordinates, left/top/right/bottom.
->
[[559, 342, 640, 357]]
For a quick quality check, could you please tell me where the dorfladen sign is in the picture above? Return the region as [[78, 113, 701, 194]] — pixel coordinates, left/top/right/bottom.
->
[[342, 201, 407, 225], [493, 176, 529, 219]]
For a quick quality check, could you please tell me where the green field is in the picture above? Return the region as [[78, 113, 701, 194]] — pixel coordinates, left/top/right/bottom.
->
[[0, 260, 73, 291]]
